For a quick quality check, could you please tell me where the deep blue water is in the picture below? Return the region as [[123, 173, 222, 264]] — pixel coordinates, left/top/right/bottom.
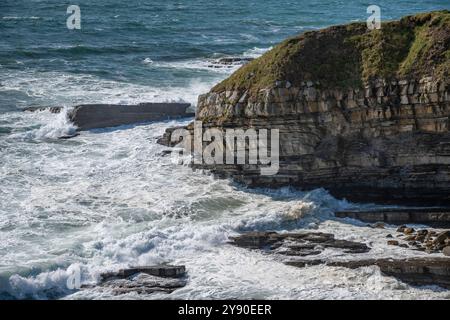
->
[[0, 0, 448, 111]]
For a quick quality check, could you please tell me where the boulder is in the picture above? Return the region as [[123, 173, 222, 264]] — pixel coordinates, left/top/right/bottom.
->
[[443, 246, 450, 256]]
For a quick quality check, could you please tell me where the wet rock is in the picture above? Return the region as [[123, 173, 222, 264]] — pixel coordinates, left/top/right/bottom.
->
[[229, 231, 370, 256], [404, 227, 415, 235], [25, 103, 193, 131], [98, 273, 187, 296], [95, 265, 187, 296], [369, 222, 385, 229], [434, 231, 450, 245], [444, 246, 450, 256], [216, 57, 254, 65], [100, 265, 186, 282], [387, 240, 399, 246], [285, 257, 450, 289], [157, 150, 173, 157], [336, 208, 450, 228], [386, 234, 393, 238], [70, 103, 193, 131]]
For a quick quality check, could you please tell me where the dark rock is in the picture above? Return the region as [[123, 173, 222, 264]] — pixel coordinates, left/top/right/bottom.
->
[[58, 133, 80, 140], [336, 208, 450, 227], [229, 231, 370, 256], [387, 240, 399, 246], [95, 265, 187, 296], [386, 234, 393, 238], [24, 106, 63, 113], [158, 150, 173, 157], [369, 222, 385, 229], [216, 57, 254, 65], [69, 103, 192, 131], [417, 229, 429, 237], [100, 265, 186, 282], [443, 246, 450, 256], [286, 257, 450, 289], [434, 231, 450, 245]]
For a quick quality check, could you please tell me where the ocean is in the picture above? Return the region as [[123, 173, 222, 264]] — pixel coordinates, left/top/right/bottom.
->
[[0, 0, 449, 299]]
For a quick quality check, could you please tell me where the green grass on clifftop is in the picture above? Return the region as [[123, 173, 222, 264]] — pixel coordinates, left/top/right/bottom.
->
[[212, 10, 450, 94]]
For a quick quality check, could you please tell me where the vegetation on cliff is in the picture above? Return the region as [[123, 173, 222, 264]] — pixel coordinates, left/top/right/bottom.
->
[[212, 10, 450, 94]]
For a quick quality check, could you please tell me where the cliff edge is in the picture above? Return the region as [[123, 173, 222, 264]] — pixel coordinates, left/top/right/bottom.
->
[[161, 10, 450, 205]]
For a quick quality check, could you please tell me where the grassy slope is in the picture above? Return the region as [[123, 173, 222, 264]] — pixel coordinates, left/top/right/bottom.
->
[[212, 10, 450, 94]]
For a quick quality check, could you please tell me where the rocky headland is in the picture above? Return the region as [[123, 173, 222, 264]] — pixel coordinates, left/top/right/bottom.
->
[[159, 10, 450, 205]]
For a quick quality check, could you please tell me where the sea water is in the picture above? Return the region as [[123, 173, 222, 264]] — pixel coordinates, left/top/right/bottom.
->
[[1, 0, 449, 299]]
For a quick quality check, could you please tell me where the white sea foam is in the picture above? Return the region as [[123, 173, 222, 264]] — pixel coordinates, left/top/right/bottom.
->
[[243, 47, 272, 58], [0, 45, 448, 300], [0, 70, 215, 108], [1, 117, 449, 300], [8, 108, 77, 140]]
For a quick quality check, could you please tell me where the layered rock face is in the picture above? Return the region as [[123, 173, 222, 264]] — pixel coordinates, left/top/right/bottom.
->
[[161, 11, 450, 205]]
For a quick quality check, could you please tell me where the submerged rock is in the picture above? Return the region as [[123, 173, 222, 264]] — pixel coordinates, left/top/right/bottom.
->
[[97, 273, 187, 296]]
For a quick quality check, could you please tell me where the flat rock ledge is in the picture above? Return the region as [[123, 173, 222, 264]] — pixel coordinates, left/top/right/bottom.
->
[[25, 103, 193, 131], [286, 258, 450, 289], [335, 207, 450, 227], [229, 231, 371, 256], [230, 232, 450, 289], [86, 265, 187, 296]]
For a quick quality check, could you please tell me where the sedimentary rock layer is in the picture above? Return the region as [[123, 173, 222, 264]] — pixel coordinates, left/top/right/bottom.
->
[[160, 11, 450, 205], [335, 207, 450, 226]]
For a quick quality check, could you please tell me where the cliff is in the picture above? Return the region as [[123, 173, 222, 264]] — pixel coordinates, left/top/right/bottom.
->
[[160, 10, 450, 205]]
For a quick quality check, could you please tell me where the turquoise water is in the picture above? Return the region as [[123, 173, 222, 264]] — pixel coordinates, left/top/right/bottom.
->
[[0, 0, 447, 111], [0, 1, 449, 300]]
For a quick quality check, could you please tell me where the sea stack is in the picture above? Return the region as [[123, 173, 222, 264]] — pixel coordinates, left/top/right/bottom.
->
[[160, 10, 450, 205]]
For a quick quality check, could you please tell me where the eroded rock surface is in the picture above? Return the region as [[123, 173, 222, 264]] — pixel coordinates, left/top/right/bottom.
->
[[158, 11, 450, 205], [229, 231, 370, 256], [286, 258, 450, 289], [90, 265, 187, 296], [25, 103, 193, 131], [230, 231, 450, 289], [335, 208, 450, 227]]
